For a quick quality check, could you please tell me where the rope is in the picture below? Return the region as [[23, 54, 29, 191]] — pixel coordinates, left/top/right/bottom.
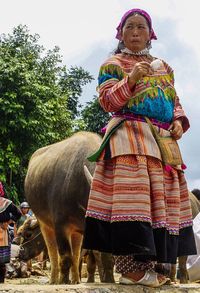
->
[[20, 231, 42, 247]]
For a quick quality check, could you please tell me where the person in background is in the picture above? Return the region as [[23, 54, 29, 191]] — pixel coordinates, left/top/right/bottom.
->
[[83, 8, 196, 288], [16, 201, 30, 230], [0, 181, 21, 283]]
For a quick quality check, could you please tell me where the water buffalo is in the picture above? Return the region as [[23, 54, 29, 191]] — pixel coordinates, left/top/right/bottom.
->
[[24, 131, 107, 284]]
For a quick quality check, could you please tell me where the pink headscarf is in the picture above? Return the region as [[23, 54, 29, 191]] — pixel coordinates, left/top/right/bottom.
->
[[116, 8, 157, 41]]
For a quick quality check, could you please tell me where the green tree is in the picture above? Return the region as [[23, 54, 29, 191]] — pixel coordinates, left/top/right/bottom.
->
[[59, 66, 94, 119], [0, 25, 93, 202], [81, 96, 111, 134]]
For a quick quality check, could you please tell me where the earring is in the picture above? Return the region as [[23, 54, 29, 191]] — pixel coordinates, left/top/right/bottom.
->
[[146, 40, 152, 49], [119, 40, 125, 51]]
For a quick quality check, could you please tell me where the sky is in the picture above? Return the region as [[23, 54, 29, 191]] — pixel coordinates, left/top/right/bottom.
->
[[1, 0, 200, 190]]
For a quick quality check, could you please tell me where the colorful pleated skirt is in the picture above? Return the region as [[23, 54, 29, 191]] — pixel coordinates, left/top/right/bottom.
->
[[83, 154, 196, 263]]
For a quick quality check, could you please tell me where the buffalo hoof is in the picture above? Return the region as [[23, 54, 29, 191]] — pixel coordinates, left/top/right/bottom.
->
[[58, 277, 72, 284], [179, 270, 189, 284], [71, 280, 80, 284], [49, 280, 59, 285], [87, 277, 95, 283], [102, 278, 115, 283], [102, 272, 115, 283], [180, 278, 189, 284], [58, 277, 80, 284]]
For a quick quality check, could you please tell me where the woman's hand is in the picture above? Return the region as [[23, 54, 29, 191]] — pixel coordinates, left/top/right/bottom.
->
[[128, 61, 153, 89], [168, 120, 183, 140]]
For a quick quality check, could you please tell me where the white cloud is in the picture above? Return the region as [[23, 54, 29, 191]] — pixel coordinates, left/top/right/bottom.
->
[[1, 0, 200, 64], [187, 178, 200, 192], [1, 0, 122, 59]]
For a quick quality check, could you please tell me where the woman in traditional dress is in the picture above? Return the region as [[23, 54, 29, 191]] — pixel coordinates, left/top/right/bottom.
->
[[83, 8, 196, 288], [0, 182, 21, 283]]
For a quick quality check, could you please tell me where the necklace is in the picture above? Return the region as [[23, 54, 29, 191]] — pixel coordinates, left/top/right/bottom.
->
[[121, 47, 150, 56]]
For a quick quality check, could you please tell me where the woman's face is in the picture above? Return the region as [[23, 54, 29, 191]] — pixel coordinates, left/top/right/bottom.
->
[[121, 14, 150, 52]]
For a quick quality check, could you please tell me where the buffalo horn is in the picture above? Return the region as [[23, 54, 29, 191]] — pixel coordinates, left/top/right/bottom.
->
[[30, 219, 38, 229], [84, 165, 93, 186]]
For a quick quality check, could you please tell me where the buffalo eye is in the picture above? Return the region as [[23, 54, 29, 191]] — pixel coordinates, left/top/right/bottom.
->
[[24, 231, 32, 238]]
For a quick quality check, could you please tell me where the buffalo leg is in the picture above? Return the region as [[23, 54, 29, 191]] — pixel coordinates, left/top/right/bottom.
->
[[101, 252, 115, 283], [170, 264, 177, 282], [93, 250, 103, 281], [71, 232, 83, 284], [179, 256, 189, 283], [93, 251, 115, 283], [40, 222, 59, 284], [86, 251, 96, 283], [56, 225, 73, 284], [42, 247, 49, 269]]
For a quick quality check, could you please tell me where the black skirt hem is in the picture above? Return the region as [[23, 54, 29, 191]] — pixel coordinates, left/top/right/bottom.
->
[[83, 217, 197, 264]]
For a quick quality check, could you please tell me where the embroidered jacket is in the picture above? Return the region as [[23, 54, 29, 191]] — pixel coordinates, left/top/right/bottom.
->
[[92, 53, 190, 162]]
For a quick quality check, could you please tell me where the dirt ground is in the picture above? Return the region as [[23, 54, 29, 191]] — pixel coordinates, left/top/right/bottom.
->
[[2, 277, 200, 293], [2, 267, 117, 293], [2, 262, 200, 293], [5, 270, 50, 285], [2, 262, 118, 292], [4, 263, 94, 286]]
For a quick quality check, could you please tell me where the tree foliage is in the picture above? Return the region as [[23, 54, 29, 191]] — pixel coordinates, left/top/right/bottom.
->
[[0, 25, 93, 202], [59, 66, 94, 119], [81, 96, 111, 134]]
